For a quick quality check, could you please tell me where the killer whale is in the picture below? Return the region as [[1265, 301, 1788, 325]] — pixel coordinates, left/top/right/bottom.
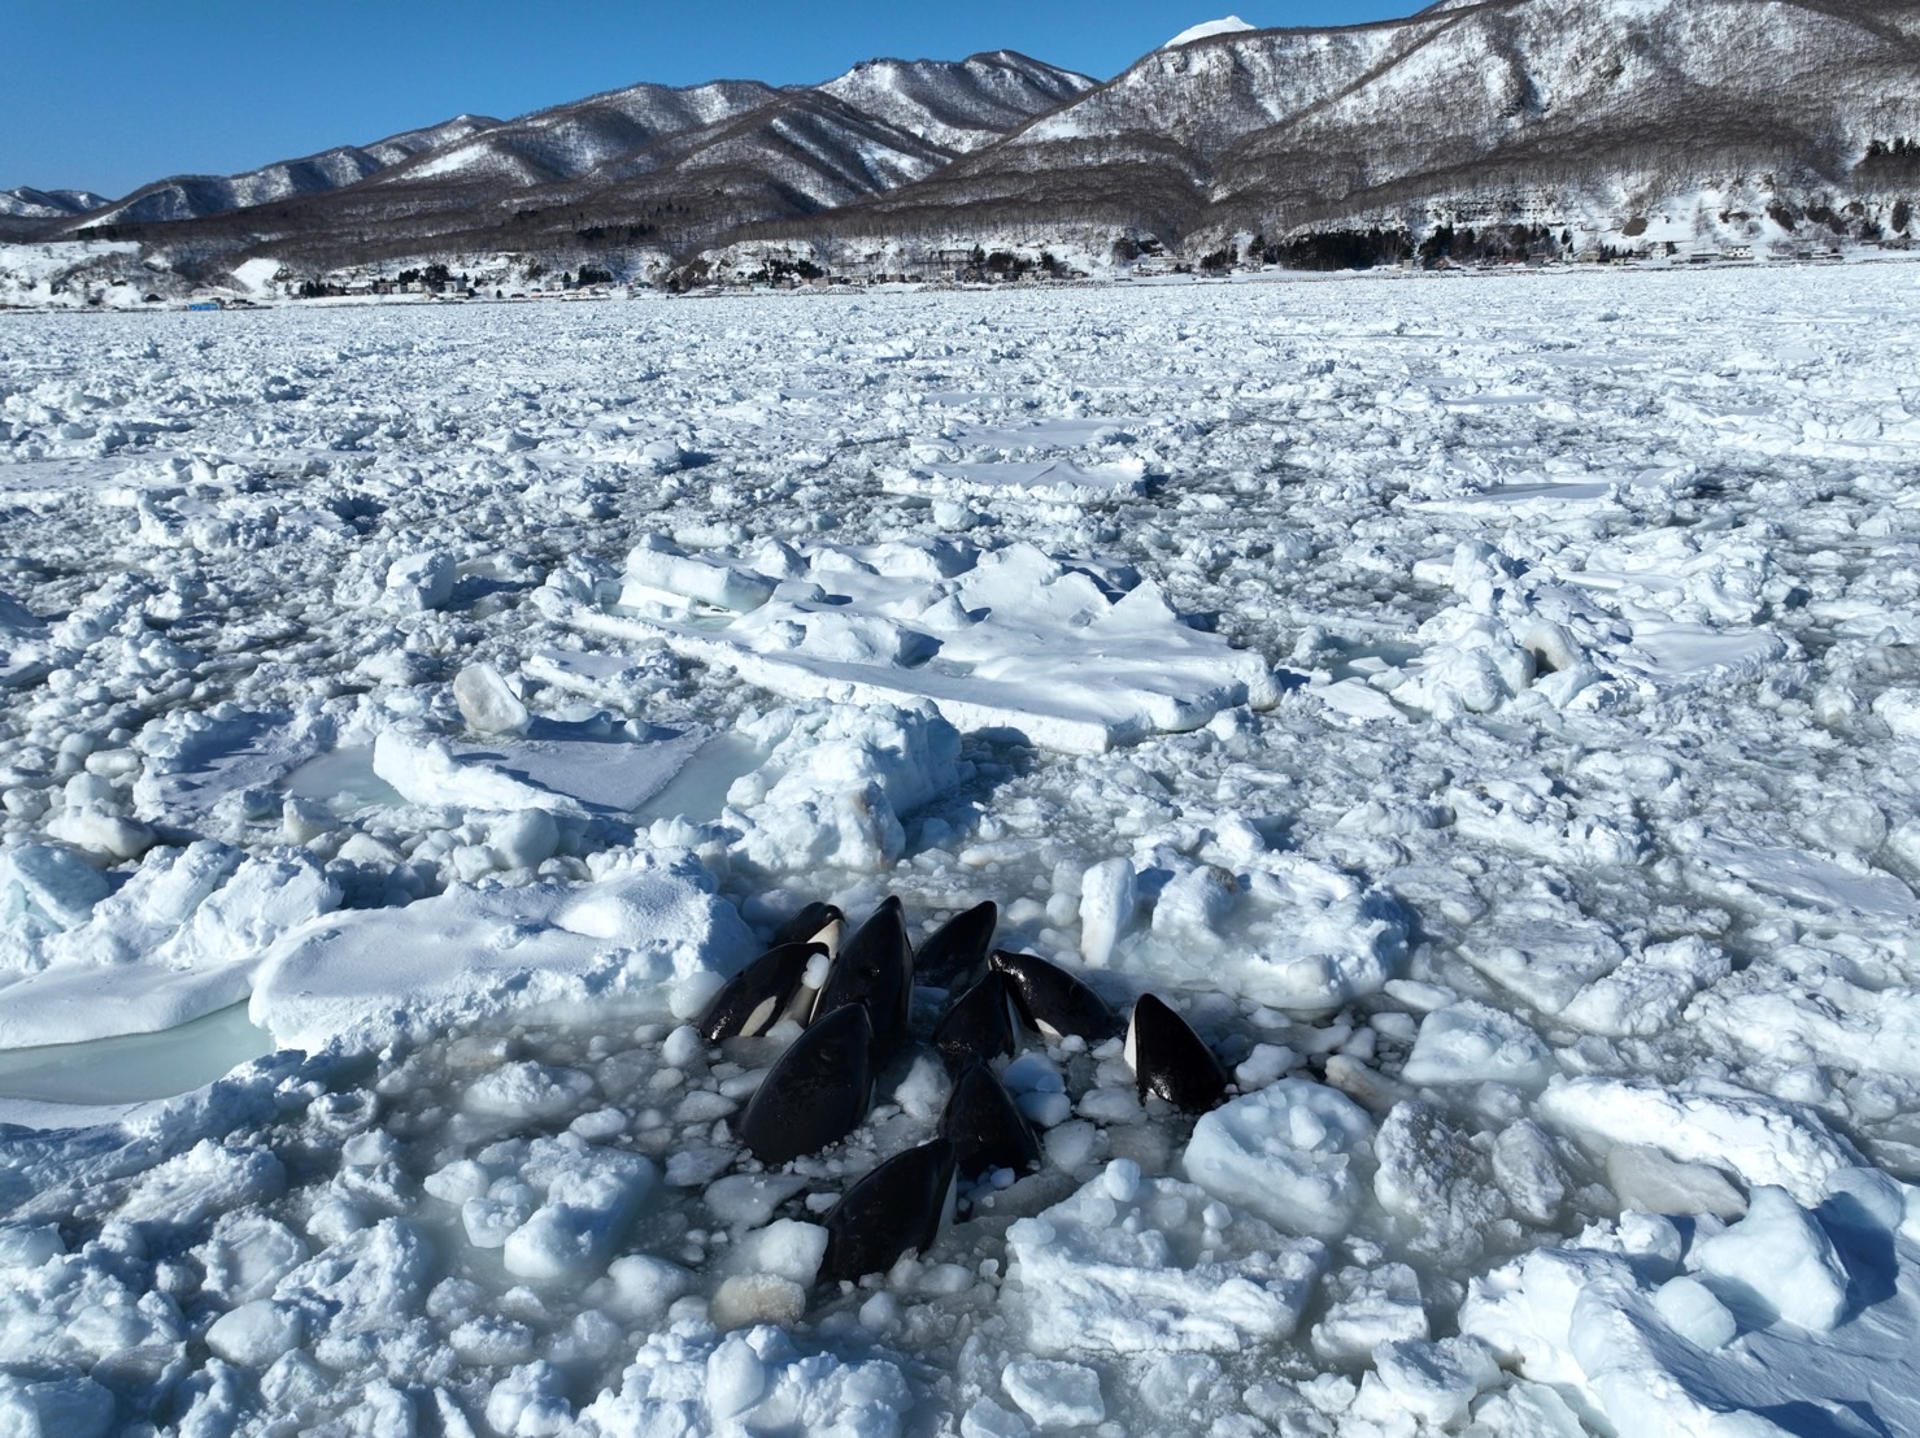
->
[[812, 896, 914, 1056], [695, 941, 823, 1043], [734, 1002, 875, 1165], [1125, 992, 1231, 1113], [914, 900, 998, 990], [940, 1061, 1041, 1181], [820, 1137, 958, 1286], [989, 949, 1121, 1043]]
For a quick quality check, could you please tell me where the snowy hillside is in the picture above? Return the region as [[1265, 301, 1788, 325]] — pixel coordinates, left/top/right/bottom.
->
[[4, 262, 1920, 1435], [367, 83, 779, 188], [80, 116, 503, 227], [11, 0, 1916, 283], [818, 51, 1097, 154], [25, 53, 1094, 281], [0, 187, 108, 220], [814, 0, 1920, 260]]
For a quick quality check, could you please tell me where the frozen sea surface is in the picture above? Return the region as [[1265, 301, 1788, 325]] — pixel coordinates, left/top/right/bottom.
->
[[4, 266, 1920, 1435]]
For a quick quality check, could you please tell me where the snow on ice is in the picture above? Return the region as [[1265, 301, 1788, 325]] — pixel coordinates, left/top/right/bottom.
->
[[3, 264, 1920, 1434]]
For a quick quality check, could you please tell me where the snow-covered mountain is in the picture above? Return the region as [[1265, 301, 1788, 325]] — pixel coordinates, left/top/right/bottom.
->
[[819, 50, 1095, 153], [804, 0, 1920, 260], [17, 0, 1920, 282], [0, 187, 108, 219], [80, 116, 504, 227], [363, 84, 777, 190], [37, 53, 1094, 276]]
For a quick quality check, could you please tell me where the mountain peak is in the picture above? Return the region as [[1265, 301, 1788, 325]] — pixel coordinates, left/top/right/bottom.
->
[[1162, 16, 1258, 49]]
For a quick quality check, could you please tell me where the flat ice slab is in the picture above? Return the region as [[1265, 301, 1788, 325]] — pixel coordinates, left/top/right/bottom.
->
[[545, 540, 1277, 754], [251, 856, 754, 1052], [367, 720, 704, 815], [1005, 1159, 1326, 1353]]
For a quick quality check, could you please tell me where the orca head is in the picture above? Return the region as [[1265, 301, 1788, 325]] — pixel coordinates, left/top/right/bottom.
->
[[811, 896, 913, 1053], [939, 1061, 1041, 1181], [809, 915, 846, 957], [733, 1002, 875, 1165], [988, 949, 1121, 1043], [696, 941, 823, 1043], [771, 900, 845, 953], [1125, 992, 1230, 1114], [914, 900, 999, 989], [932, 970, 1021, 1076], [819, 1137, 958, 1286]]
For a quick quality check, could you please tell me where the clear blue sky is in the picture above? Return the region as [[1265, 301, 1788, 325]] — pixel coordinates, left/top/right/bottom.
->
[[5, 0, 1413, 199]]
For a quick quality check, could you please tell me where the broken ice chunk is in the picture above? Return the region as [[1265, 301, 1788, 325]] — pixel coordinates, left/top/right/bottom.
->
[[723, 1219, 829, 1289], [1310, 1262, 1428, 1362], [591, 1254, 698, 1323], [1005, 1160, 1325, 1354], [623, 535, 776, 613], [453, 662, 531, 736], [1182, 1078, 1375, 1240], [1002, 1359, 1105, 1428], [1651, 1275, 1738, 1350], [1400, 1001, 1552, 1089], [1540, 1076, 1864, 1206], [205, 1300, 305, 1368], [384, 550, 456, 611], [1078, 857, 1137, 967], [501, 1148, 658, 1284], [1363, 1336, 1500, 1427], [1692, 1186, 1850, 1332], [0, 843, 111, 929], [463, 1062, 596, 1121]]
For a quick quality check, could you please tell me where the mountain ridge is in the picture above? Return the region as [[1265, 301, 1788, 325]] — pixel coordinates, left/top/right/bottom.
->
[[5, 0, 1917, 295], [757, 0, 1919, 271]]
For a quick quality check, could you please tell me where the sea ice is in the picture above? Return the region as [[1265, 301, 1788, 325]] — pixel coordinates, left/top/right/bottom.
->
[[1399, 1000, 1553, 1089], [2, 264, 1918, 1435], [250, 853, 753, 1051], [1005, 1159, 1326, 1354], [550, 537, 1277, 753], [1182, 1078, 1374, 1239]]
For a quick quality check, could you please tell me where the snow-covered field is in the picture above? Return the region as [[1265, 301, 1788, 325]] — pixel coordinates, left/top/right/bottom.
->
[[3, 265, 1920, 1436]]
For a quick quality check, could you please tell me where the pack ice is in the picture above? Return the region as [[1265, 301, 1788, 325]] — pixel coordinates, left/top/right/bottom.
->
[[4, 262, 1920, 1435], [541, 532, 1279, 753]]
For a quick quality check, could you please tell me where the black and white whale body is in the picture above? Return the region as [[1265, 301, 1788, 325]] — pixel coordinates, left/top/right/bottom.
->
[[931, 970, 1021, 1076], [940, 1062, 1041, 1180], [914, 900, 998, 990], [812, 897, 914, 1055], [696, 942, 823, 1042], [734, 1002, 875, 1165], [820, 1137, 958, 1286], [772, 900, 844, 955], [1125, 992, 1231, 1113], [990, 949, 1121, 1043]]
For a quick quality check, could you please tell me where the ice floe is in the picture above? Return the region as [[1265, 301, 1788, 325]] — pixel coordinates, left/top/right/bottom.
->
[[544, 537, 1277, 753], [2, 264, 1920, 1435]]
